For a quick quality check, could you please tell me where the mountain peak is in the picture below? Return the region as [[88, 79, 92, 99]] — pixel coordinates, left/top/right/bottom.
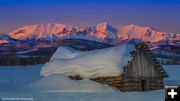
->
[[96, 22, 112, 29], [124, 24, 151, 30], [96, 22, 111, 26], [119, 24, 154, 35], [96, 22, 117, 33]]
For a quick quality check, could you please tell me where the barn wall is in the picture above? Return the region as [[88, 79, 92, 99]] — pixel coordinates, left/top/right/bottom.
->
[[91, 76, 123, 90], [90, 76, 164, 91], [121, 46, 165, 91], [122, 77, 164, 91], [122, 77, 142, 91], [124, 48, 161, 78]]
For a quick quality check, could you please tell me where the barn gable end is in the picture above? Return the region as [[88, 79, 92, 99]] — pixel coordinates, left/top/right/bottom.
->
[[124, 42, 168, 78], [122, 42, 168, 91]]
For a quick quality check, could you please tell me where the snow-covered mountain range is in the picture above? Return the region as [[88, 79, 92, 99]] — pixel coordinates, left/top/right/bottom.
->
[[6, 23, 179, 43], [0, 23, 179, 62]]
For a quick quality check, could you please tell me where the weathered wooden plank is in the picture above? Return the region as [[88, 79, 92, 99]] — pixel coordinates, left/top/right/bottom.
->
[[123, 84, 141, 87], [124, 42, 165, 79]]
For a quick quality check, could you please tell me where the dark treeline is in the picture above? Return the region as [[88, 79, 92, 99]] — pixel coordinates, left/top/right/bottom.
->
[[158, 57, 180, 65], [0, 55, 178, 66], [157, 55, 180, 65], [0, 55, 51, 66]]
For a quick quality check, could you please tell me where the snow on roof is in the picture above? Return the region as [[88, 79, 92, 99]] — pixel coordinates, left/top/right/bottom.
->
[[49, 46, 80, 61], [40, 44, 135, 78]]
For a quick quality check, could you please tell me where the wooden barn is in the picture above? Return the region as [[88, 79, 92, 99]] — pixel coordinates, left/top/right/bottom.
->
[[70, 42, 168, 91]]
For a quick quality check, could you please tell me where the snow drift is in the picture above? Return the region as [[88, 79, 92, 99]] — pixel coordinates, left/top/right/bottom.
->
[[40, 44, 135, 78], [29, 74, 115, 92]]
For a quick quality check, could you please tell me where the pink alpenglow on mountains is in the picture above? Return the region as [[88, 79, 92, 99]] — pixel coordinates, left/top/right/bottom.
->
[[8, 23, 180, 43], [0, 38, 9, 44], [9, 23, 73, 41]]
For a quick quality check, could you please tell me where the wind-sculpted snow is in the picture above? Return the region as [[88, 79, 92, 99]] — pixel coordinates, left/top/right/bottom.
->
[[49, 46, 85, 61], [40, 45, 135, 78]]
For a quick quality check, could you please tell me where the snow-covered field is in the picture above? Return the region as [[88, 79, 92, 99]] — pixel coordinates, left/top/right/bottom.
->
[[163, 65, 180, 86], [0, 90, 164, 101], [0, 64, 179, 101], [0, 65, 42, 86]]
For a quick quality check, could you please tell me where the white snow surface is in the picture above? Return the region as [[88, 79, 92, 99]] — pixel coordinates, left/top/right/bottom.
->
[[163, 65, 180, 86], [29, 74, 116, 92], [41, 45, 135, 78], [49, 46, 82, 61]]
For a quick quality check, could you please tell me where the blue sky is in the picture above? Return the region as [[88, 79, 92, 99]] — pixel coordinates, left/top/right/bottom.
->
[[0, 0, 180, 33]]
